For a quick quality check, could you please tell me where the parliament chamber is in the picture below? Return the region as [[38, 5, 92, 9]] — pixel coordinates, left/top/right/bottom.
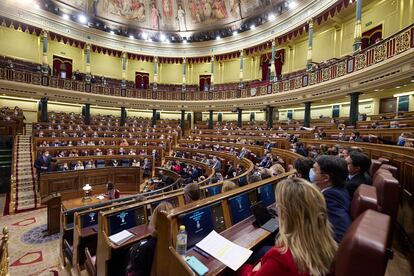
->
[[0, 0, 414, 275]]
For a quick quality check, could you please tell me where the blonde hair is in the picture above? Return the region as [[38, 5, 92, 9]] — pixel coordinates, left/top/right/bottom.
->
[[221, 180, 238, 193], [269, 163, 285, 175], [150, 201, 173, 237], [275, 178, 337, 275]]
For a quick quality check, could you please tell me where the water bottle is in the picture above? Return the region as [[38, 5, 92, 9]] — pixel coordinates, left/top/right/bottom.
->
[[176, 225, 187, 256]]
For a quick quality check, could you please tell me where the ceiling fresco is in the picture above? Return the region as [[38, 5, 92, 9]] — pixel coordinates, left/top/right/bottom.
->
[[55, 0, 282, 32]]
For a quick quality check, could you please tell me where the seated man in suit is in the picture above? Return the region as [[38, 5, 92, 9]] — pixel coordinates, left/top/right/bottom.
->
[[345, 151, 372, 198], [211, 156, 222, 171], [310, 155, 352, 243]]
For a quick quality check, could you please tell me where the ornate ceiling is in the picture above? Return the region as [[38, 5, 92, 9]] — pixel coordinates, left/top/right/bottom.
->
[[55, 0, 286, 33], [1, 0, 336, 55]]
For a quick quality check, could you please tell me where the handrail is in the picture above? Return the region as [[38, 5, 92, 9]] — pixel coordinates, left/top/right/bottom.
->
[[0, 227, 9, 276]]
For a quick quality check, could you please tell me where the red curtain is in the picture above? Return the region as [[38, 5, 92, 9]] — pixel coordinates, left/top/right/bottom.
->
[[52, 55, 73, 79], [361, 25, 383, 50], [262, 63, 269, 81], [260, 49, 285, 81], [135, 72, 149, 89], [199, 75, 211, 91]]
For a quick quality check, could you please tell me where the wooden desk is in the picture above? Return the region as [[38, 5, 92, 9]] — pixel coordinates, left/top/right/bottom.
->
[[62, 196, 110, 211], [105, 224, 153, 249], [186, 216, 270, 275]]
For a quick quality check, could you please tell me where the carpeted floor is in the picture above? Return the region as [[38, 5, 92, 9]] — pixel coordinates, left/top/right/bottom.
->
[[0, 208, 62, 275]]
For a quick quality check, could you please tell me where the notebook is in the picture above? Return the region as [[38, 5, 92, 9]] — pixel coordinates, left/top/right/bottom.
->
[[108, 230, 134, 245]]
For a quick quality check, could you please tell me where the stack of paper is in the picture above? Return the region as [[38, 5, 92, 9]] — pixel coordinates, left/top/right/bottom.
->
[[196, 230, 253, 271], [109, 230, 134, 245]]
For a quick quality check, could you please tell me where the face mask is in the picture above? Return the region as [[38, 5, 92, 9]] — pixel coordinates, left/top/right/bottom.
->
[[308, 168, 316, 183]]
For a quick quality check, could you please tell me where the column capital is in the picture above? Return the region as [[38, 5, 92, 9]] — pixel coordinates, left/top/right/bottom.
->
[[307, 18, 314, 28], [348, 92, 362, 96], [211, 55, 215, 62], [41, 29, 48, 37], [239, 50, 244, 57], [271, 39, 276, 47], [154, 56, 158, 63], [183, 57, 186, 63]]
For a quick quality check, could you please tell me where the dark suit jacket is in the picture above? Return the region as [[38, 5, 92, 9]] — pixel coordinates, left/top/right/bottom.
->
[[323, 186, 352, 243], [34, 155, 53, 172], [346, 172, 372, 198]]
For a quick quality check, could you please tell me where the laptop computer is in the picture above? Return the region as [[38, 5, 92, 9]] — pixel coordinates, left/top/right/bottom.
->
[[251, 202, 279, 233]]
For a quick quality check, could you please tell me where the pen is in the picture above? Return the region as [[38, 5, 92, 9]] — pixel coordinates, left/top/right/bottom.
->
[[193, 247, 210, 259]]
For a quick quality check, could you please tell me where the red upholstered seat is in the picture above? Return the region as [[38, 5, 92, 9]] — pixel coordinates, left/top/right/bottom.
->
[[377, 157, 389, 164], [85, 247, 97, 276], [372, 169, 400, 247], [334, 210, 391, 276], [350, 184, 378, 220], [369, 159, 382, 177], [379, 164, 398, 179]]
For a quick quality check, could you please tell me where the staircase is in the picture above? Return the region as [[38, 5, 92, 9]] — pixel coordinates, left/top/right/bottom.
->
[[10, 124, 38, 213]]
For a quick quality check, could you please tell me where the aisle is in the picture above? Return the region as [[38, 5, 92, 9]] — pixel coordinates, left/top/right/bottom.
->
[[10, 124, 39, 213]]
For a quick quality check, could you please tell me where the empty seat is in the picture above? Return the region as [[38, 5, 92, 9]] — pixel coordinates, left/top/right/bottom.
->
[[379, 164, 398, 179], [334, 210, 391, 276], [96, 160, 105, 168], [85, 247, 97, 276], [369, 159, 382, 177], [372, 170, 400, 247], [350, 184, 378, 220]]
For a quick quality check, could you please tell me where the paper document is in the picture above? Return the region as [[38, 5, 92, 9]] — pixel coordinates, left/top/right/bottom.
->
[[196, 230, 252, 271], [108, 230, 134, 245]]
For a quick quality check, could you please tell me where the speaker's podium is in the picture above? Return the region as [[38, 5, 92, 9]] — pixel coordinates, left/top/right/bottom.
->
[[41, 193, 61, 235]]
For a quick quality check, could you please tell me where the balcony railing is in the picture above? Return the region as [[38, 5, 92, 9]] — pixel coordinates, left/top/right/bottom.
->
[[0, 23, 413, 101]]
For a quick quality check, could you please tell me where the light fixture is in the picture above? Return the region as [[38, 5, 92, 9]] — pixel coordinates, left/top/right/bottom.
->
[[395, 86, 401, 89], [82, 184, 92, 201], [78, 14, 87, 24], [216, 36, 221, 40], [268, 14, 276, 21], [141, 32, 148, 40], [183, 39, 188, 44], [110, 30, 114, 35], [232, 31, 238, 36], [288, 1, 298, 9], [160, 33, 166, 42], [250, 24, 256, 30], [129, 35, 134, 39], [62, 13, 70, 20], [411, 79, 414, 83]]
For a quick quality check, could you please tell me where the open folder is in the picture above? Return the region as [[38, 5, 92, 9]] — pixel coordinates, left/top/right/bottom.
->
[[196, 230, 252, 271]]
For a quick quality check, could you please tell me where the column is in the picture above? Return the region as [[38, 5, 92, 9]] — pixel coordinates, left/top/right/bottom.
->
[[41, 30, 49, 75], [85, 44, 91, 82], [239, 50, 244, 88], [237, 108, 243, 128], [39, 97, 48, 122], [182, 57, 187, 92], [180, 110, 185, 136], [121, 52, 127, 87], [208, 110, 213, 129], [120, 107, 127, 126], [304, 102, 311, 128], [210, 56, 215, 91], [266, 106, 274, 129], [349, 92, 361, 126], [153, 57, 158, 91], [152, 109, 157, 127], [84, 103, 91, 125], [306, 19, 314, 70], [353, 0, 363, 52], [270, 39, 276, 82]]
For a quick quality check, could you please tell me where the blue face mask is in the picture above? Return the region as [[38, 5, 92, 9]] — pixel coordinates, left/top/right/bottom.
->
[[309, 168, 316, 183]]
